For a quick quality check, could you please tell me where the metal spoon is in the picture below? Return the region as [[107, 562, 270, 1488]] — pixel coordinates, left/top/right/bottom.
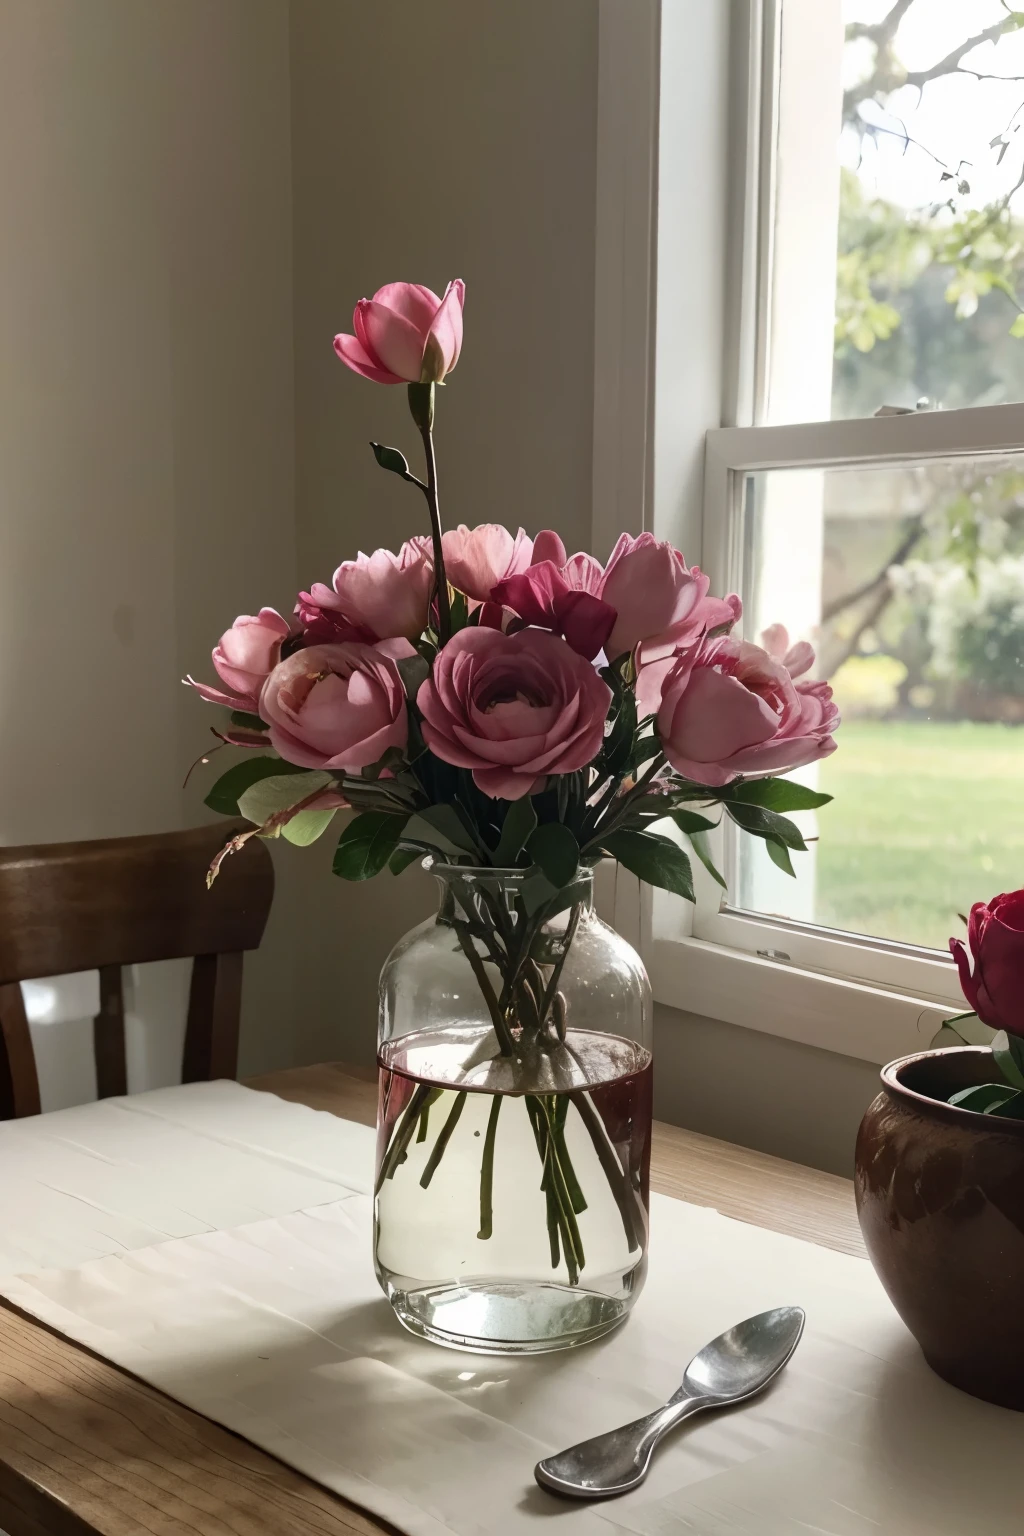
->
[[534, 1305, 805, 1500]]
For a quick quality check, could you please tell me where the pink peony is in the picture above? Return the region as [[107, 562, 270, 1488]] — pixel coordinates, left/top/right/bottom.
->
[[492, 530, 616, 661], [417, 627, 612, 800], [634, 591, 744, 716], [186, 608, 291, 713], [301, 538, 433, 644], [441, 524, 534, 604], [657, 635, 839, 786], [334, 280, 465, 385], [600, 533, 738, 659], [259, 642, 408, 772]]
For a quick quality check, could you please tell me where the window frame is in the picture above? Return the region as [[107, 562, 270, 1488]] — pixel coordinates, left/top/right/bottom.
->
[[624, 0, 1024, 1063]]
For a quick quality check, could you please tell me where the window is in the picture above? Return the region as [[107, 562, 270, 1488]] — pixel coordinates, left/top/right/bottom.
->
[[643, 0, 1024, 1060]]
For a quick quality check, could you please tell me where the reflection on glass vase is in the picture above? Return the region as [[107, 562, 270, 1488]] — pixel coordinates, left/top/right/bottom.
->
[[374, 862, 652, 1354]]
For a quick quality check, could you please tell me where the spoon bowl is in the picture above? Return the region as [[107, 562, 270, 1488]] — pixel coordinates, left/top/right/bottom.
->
[[535, 1305, 805, 1500]]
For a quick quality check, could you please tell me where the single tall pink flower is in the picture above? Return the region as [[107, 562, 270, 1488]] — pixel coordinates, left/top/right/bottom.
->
[[260, 643, 408, 772], [492, 530, 615, 660], [417, 627, 612, 800], [334, 281, 465, 385], [186, 608, 290, 713], [441, 524, 534, 604], [600, 533, 736, 658], [301, 538, 433, 644], [657, 635, 839, 786]]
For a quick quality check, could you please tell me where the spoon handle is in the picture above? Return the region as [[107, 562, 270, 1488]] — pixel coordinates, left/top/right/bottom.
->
[[637, 1392, 707, 1453]]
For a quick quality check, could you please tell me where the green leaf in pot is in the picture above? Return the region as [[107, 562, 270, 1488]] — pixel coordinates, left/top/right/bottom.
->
[[203, 756, 308, 817], [527, 823, 580, 889], [601, 828, 695, 903], [333, 811, 410, 880]]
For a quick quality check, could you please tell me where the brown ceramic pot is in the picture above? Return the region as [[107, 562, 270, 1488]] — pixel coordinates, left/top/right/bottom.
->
[[855, 1047, 1024, 1411]]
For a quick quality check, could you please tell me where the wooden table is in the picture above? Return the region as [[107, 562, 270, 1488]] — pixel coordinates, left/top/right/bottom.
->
[[0, 1064, 864, 1536]]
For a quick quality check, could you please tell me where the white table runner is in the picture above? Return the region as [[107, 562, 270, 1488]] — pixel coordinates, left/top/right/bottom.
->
[[0, 1083, 1019, 1535]]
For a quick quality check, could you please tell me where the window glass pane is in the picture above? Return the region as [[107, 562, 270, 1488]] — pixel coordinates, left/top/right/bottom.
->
[[737, 455, 1024, 949], [775, 1, 1024, 420]]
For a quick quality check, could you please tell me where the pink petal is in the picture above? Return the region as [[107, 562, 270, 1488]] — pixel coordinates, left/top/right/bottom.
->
[[371, 282, 441, 332], [424, 279, 465, 380], [184, 675, 255, 711], [473, 766, 539, 800], [333, 332, 404, 384], [532, 530, 568, 567], [357, 298, 426, 382]]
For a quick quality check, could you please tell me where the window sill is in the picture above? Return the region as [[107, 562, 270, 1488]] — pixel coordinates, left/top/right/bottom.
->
[[647, 934, 956, 1066]]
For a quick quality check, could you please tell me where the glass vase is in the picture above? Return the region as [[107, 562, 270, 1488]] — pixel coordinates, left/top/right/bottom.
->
[[374, 862, 653, 1354]]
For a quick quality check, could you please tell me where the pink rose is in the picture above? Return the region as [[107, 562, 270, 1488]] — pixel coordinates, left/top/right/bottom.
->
[[634, 591, 743, 716], [951, 891, 1024, 1039], [260, 642, 408, 772], [186, 608, 290, 712], [334, 280, 465, 385], [600, 533, 738, 658], [492, 530, 615, 660], [441, 524, 534, 604], [301, 538, 433, 644], [657, 635, 839, 786], [417, 627, 612, 800]]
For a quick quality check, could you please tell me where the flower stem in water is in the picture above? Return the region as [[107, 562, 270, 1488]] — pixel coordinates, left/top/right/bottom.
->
[[420, 1090, 468, 1188], [477, 1095, 503, 1239]]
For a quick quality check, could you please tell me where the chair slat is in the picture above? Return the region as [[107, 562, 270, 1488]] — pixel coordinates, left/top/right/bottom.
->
[[182, 951, 243, 1083], [0, 983, 41, 1119], [94, 964, 127, 1100]]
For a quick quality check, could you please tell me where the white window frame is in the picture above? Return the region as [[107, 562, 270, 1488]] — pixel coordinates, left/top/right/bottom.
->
[[594, 0, 1024, 1064]]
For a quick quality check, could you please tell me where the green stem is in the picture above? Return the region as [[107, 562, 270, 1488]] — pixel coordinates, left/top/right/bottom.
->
[[451, 919, 515, 1055], [477, 1096, 502, 1239], [408, 383, 452, 647], [569, 1088, 645, 1253], [376, 1084, 435, 1193], [420, 1091, 467, 1188]]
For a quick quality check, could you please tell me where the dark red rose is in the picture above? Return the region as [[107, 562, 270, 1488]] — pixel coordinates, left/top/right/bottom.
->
[[950, 890, 1024, 1039]]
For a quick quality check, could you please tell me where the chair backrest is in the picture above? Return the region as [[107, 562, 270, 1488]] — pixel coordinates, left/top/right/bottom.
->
[[0, 823, 274, 1119]]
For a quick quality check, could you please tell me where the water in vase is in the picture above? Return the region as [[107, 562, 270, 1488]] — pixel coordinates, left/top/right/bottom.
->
[[375, 1024, 652, 1353]]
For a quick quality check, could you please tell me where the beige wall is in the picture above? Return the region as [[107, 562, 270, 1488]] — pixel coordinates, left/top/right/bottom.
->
[[0, 0, 298, 1074], [288, 0, 602, 1069]]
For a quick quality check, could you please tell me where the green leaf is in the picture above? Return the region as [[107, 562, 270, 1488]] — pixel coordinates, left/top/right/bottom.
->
[[627, 733, 662, 772], [765, 838, 796, 877], [389, 846, 422, 876], [203, 756, 307, 816], [992, 1030, 1024, 1091], [727, 802, 807, 850], [238, 770, 332, 828], [688, 829, 727, 889], [494, 797, 538, 867], [1010, 313, 1024, 338], [931, 1011, 995, 1049], [448, 589, 471, 634], [229, 710, 267, 732], [370, 441, 412, 477], [527, 823, 580, 889], [669, 809, 717, 835], [409, 803, 480, 857], [991, 1089, 1024, 1120], [728, 779, 832, 813], [395, 654, 429, 700], [333, 811, 409, 880], [602, 829, 695, 903], [948, 1081, 1022, 1115], [281, 808, 337, 846]]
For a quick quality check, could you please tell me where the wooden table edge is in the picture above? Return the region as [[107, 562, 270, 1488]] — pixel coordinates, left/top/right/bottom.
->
[[0, 1060, 863, 1536]]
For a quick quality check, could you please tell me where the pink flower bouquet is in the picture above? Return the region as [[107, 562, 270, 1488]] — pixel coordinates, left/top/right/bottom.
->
[[189, 279, 840, 1299]]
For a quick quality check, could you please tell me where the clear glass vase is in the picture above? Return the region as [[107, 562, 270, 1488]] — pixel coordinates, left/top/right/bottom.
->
[[374, 862, 653, 1354]]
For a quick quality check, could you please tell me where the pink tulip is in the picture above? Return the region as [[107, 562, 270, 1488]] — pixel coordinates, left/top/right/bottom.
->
[[334, 280, 465, 385], [441, 524, 534, 604], [657, 635, 839, 786], [600, 533, 735, 658], [260, 642, 408, 773], [186, 608, 291, 713], [417, 627, 612, 800], [493, 531, 616, 660], [301, 538, 433, 644]]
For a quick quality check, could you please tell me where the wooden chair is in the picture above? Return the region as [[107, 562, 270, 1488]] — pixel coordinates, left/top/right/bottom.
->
[[0, 823, 274, 1119]]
